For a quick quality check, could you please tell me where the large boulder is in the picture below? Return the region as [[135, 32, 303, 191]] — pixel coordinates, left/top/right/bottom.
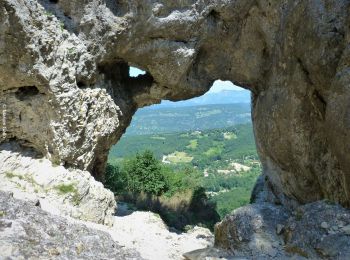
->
[[0, 191, 142, 259], [213, 201, 350, 259], [0, 142, 115, 226], [214, 203, 290, 259]]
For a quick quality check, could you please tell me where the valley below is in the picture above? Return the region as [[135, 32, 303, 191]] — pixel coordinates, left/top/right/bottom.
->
[[108, 101, 261, 223]]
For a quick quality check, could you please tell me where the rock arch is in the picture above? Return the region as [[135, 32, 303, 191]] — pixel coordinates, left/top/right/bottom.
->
[[1, 0, 350, 208]]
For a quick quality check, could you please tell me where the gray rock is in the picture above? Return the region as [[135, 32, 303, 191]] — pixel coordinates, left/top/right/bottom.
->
[[321, 222, 329, 229], [341, 225, 350, 235], [0, 191, 143, 260], [284, 201, 350, 259], [276, 224, 285, 235], [215, 201, 350, 259], [215, 203, 289, 258]]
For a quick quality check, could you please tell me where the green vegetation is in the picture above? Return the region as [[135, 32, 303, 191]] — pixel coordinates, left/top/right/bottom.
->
[[55, 183, 80, 205], [107, 141, 260, 230], [55, 183, 76, 194], [166, 151, 193, 163], [59, 21, 65, 31], [187, 139, 198, 149], [206, 166, 260, 218], [106, 151, 219, 230], [110, 124, 258, 171], [123, 150, 168, 196], [124, 103, 251, 135], [107, 102, 260, 230], [5, 172, 18, 179], [44, 11, 53, 17]]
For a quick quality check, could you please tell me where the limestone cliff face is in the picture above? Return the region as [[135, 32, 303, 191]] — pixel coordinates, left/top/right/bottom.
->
[[1, 0, 350, 208]]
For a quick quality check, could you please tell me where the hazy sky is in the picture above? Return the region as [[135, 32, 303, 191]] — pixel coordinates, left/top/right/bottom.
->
[[129, 67, 243, 93]]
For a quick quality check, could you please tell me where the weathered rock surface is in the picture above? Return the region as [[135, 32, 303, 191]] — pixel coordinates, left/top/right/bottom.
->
[[110, 210, 214, 260], [0, 190, 216, 260], [0, 142, 115, 225], [214, 203, 290, 259], [0, 191, 142, 259], [212, 201, 350, 259], [1, 0, 350, 207]]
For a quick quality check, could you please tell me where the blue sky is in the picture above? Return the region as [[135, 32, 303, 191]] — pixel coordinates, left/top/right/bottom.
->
[[129, 67, 243, 93], [129, 67, 146, 77]]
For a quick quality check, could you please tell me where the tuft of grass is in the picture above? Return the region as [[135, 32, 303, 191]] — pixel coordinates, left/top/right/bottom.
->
[[5, 172, 16, 178], [59, 21, 65, 31], [285, 245, 309, 258], [295, 209, 303, 221], [72, 192, 81, 206], [55, 183, 81, 205], [55, 183, 76, 194], [5, 172, 23, 180], [67, 47, 75, 54], [44, 11, 53, 17], [0, 210, 6, 217], [51, 158, 61, 167]]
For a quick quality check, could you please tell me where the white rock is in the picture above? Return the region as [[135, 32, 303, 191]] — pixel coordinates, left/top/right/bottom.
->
[[321, 222, 329, 229], [0, 146, 115, 226]]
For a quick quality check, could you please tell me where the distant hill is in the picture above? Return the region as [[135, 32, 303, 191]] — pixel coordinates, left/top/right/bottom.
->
[[109, 124, 258, 170], [125, 103, 251, 136], [149, 89, 250, 109]]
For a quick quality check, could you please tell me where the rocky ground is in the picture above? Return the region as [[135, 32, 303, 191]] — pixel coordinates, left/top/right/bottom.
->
[[3, 186, 350, 260], [0, 190, 214, 260], [214, 201, 350, 259], [104, 210, 214, 260], [2, 147, 350, 259], [0, 191, 143, 260]]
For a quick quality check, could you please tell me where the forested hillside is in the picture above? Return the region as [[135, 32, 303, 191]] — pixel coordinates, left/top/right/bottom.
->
[[110, 124, 258, 170], [124, 103, 251, 135]]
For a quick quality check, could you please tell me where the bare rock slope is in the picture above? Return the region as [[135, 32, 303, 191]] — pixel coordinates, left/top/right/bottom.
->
[[0, 142, 116, 225], [0, 191, 142, 259], [0, 190, 214, 260]]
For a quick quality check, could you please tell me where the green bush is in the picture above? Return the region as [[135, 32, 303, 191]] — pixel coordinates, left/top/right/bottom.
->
[[106, 150, 168, 196], [123, 150, 168, 196], [105, 163, 126, 194]]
